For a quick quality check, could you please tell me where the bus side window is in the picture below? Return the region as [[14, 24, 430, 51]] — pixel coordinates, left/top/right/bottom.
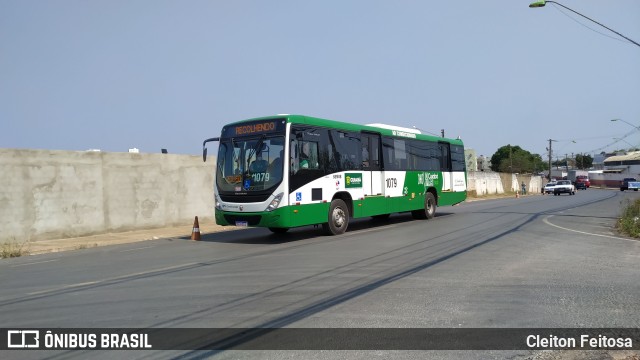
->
[[296, 140, 319, 170], [362, 138, 369, 168], [300, 141, 311, 169], [290, 139, 299, 174]]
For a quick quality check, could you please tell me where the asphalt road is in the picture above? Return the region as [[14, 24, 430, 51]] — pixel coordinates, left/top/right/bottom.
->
[[1, 189, 639, 359]]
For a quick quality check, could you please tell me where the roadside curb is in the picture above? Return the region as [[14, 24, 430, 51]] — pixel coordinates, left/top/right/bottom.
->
[[11, 221, 235, 257]]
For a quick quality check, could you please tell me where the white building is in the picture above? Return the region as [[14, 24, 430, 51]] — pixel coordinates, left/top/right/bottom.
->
[[589, 151, 640, 187]]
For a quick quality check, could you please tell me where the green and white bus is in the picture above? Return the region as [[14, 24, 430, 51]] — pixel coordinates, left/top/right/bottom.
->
[[203, 115, 466, 235]]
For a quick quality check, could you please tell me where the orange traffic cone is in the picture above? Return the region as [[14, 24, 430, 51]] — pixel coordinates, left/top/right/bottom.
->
[[191, 216, 201, 241]]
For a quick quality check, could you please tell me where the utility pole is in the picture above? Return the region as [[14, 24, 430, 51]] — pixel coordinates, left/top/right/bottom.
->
[[547, 139, 554, 180], [509, 144, 513, 174], [441, 129, 445, 138]]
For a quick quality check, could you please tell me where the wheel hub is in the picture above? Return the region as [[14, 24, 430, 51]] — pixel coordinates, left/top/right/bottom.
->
[[333, 208, 345, 227]]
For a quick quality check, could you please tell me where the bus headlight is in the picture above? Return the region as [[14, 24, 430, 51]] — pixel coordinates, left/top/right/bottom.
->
[[265, 192, 284, 212], [215, 194, 222, 210]]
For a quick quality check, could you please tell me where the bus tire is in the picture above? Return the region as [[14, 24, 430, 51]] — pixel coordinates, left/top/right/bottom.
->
[[268, 227, 289, 234], [412, 192, 436, 220], [424, 192, 436, 219], [323, 199, 349, 235]]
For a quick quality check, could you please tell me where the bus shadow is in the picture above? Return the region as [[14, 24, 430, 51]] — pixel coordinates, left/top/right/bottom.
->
[[192, 212, 455, 245]]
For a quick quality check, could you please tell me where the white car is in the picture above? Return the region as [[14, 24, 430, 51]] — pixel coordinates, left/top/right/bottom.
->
[[543, 182, 557, 194], [553, 180, 576, 196]]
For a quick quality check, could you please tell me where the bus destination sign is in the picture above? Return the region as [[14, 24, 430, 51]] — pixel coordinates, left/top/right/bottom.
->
[[221, 119, 285, 138]]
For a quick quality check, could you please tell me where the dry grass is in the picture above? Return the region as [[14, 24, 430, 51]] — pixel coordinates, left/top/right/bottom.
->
[[1, 240, 31, 258], [617, 198, 640, 238], [75, 243, 98, 250]]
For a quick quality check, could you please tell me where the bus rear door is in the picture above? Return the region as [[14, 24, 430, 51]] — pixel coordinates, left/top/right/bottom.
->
[[439, 142, 452, 192], [361, 132, 386, 216]]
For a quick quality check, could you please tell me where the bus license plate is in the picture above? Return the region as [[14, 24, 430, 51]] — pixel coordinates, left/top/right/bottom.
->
[[235, 221, 248, 227]]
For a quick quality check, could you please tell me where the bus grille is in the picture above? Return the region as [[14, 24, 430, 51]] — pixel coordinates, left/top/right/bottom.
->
[[220, 194, 271, 202]]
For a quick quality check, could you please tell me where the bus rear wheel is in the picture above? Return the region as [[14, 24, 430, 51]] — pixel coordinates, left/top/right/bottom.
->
[[268, 227, 289, 234], [322, 199, 349, 235], [412, 192, 436, 220]]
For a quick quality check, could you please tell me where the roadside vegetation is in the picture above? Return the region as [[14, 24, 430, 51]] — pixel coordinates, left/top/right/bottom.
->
[[1, 240, 31, 258], [617, 198, 640, 238]]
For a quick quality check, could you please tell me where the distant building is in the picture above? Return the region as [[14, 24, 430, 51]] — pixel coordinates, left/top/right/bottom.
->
[[464, 149, 477, 172], [603, 151, 640, 173], [589, 151, 640, 188], [477, 154, 491, 172], [463, 149, 492, 172], [128, 148, 140, 153]]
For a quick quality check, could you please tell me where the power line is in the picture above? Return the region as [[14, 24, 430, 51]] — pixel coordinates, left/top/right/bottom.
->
[[549, 3, 631, 46]]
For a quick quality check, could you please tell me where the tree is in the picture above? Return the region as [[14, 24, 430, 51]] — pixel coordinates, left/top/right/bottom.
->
[[575, 154, 593, 170], [490, 145, 544, 174], [532, 153, 548, 173]]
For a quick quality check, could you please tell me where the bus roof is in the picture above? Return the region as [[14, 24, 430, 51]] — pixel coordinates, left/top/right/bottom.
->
[[224, 114, 464, 145]]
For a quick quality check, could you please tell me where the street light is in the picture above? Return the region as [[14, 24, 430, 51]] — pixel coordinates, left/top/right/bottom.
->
[[529, 1, 640, 48], [611, 118, 640, 130]]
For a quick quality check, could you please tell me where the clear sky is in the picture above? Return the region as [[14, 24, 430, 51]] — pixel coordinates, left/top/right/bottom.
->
[[1, 0, 639, 161]]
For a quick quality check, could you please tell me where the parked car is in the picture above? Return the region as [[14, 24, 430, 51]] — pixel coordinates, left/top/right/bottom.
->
[[575, 181, 587, 190], [554, 180, 576, 196], [543, 182, 557, 194], [620, 178, 640, 191], [575, 175, 590, 188]]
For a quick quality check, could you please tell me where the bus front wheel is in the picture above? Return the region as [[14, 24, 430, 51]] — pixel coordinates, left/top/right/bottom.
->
[[412, 192, 436, 220], [268, 227, 289, 234], [322, 199, 349, 235]]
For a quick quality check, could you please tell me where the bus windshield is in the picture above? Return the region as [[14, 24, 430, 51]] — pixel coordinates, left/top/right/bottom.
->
[[216, 135, 285, 193]]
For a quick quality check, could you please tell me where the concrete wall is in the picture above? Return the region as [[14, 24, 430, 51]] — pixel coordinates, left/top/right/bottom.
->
[[0, 149, 215, 243], [467, 172, 505, 196], [467, 172, 542, 196]]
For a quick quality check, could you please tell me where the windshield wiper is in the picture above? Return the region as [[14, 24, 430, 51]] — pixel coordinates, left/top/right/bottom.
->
[[246, 134, 266, 173]]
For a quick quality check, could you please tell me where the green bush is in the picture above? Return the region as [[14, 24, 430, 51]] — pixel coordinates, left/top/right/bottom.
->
[[617, 199, 640, 238]]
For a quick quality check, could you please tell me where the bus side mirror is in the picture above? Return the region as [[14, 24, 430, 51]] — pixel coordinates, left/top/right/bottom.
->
[[202, 137, 220, 162]]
